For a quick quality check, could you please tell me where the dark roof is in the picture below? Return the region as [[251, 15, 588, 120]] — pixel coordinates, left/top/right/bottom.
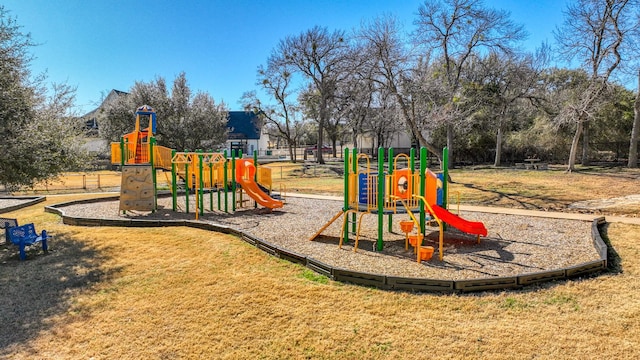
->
[[82, 89, 130, 118], [227, 111, 261, 140]]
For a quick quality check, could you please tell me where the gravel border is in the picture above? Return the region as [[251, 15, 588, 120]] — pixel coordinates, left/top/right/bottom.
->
[[0, 196, 46, 214], [43, 194, 607, 291]]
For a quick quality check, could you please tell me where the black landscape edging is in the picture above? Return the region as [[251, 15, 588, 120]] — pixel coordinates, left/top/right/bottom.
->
[[46, 197, 611, 294], [517, 269, 567, 286], [592, 217, 608, 266], [454, 276, 519, 292], [386, 276, 455, 292], [306, 258, 334, 278], [255, 238, 279, 256], [333, 268, 387, 289], [274, 246, 307, 265]]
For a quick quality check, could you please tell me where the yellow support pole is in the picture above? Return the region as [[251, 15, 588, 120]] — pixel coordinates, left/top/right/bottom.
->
[[352, 211, 370, 252], [309, 210, 344, 241], [338, 209, 357, 249]]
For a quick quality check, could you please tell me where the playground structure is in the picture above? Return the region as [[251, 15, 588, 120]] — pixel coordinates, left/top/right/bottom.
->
[[310, 147, 487, 262], [110, 105, 283, 218]]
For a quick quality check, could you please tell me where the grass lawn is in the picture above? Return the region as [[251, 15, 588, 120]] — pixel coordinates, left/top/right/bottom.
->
[[1, 166, 639, 359], [269, 163, 640, 217]]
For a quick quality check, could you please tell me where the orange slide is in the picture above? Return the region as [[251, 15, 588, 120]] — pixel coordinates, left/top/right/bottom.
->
[[429, 204, 488, 237], [235, 160, 284, 209]]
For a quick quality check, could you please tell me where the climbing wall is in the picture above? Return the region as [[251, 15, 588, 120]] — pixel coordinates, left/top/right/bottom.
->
[[119, 165, 155, 211]]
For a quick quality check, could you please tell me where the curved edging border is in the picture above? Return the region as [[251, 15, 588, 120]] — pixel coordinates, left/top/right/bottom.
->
[[0, 196, 46, 214], [45, 198, 609, 293]]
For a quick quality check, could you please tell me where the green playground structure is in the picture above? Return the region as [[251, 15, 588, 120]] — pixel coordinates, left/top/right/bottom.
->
[[310, 147, 487, 262]]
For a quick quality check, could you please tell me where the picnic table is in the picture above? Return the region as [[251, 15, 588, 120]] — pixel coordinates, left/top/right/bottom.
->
[[524, 158, 548, 170]]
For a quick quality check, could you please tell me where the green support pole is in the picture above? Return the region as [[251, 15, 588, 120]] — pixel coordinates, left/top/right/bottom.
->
[[351, 148, 357, 234], [216, 158, 222, 211], [377, 147, 384, 251], [343, 148, 349, 213], [150, 137, 157, 212], [343, 148, 350, 244], [253, 150, 258, 181], [120, 137, 125, 168], [231, 150, 236, 212], [420, 147, 427, 235], [209, 150, 214, 211], [171, 150, 177, 212], [410, 147, 416, 179], [223, 150, 228, 213], [443, 147, 449, 210], [238, 149, 243, 207], [387, 147, 394, 233], [198, 151, 204, 215]]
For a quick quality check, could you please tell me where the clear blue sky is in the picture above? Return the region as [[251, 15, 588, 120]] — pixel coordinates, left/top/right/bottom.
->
[[5, 0, 567, 115]]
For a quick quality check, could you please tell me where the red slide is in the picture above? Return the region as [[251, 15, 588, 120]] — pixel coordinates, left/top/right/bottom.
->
[[235, 160, 284, 209], [429, 204, 488, 237]]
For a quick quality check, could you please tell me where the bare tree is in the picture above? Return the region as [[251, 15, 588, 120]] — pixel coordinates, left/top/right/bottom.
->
[[332, 71, 374, 150], [414, 0, 526, 166], [555, 0, 635, 171], [272, 26, 350, 164], [358, 15, 444, 160], [243, 60, 304, 162]]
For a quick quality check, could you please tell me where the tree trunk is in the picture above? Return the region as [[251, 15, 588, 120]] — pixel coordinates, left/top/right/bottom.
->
[[352, 128, 358, 150], [494, 126, 502, 167], [317, 97, 327, 165], [628, 70, 640, 168], [446, 124, 454, 169], [288, 143, 295, 163], [567, 121, 583, 172], [581, 121, 590, 166]]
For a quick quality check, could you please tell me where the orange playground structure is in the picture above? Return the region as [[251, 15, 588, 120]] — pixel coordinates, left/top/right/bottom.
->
[[111, 105, 283, 218]]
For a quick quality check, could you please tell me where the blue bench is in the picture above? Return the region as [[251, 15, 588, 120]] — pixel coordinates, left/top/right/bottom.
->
[[7, 223, 50, 261], [1, 217, 18, 244]]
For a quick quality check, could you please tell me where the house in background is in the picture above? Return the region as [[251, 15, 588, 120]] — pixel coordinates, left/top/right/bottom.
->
[[225, 111, 270, 156], [81, 90, 270, 155], [81, 89, 129, 133]]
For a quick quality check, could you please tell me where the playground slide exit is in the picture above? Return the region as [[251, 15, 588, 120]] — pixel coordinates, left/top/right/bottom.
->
[[235, 160, 284, 209], [430, 204, 488, 237]]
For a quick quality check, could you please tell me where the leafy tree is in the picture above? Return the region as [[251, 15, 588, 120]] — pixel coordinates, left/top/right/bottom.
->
[[0, 7, 87, 191], [100, 72, 228, 151]]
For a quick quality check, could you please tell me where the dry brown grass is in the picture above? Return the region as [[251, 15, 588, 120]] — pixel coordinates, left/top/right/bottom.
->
[[1, 168, 639, 359], [447, 166, 640, 216], [270, 163, 640, 217]]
